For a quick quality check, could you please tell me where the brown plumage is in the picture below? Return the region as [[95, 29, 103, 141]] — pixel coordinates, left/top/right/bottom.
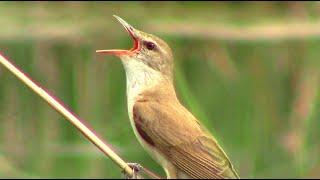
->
[[97, 15, 239, 179], [132, 82, 239, 179]]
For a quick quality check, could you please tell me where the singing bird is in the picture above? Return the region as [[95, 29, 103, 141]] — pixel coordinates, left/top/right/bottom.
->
[[96, 15, 239, 179]]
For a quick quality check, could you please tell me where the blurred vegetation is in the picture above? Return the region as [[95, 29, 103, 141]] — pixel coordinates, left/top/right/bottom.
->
[[0, 1, 320, 178]]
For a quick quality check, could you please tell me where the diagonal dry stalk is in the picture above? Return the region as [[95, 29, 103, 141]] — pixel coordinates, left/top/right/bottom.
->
[[0, 52, 161, 179]]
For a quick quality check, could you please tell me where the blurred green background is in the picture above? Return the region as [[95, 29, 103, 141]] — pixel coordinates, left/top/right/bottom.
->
[[0, 1, 320, 178]]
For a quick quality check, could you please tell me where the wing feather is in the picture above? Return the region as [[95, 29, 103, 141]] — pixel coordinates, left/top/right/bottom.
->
[[133, 100, 239, 179]]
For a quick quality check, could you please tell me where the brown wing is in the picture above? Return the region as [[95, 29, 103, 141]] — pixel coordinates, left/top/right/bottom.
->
[[133, 99, 239, 179]]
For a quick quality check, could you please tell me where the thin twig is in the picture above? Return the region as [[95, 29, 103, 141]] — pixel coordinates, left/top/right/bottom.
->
[[146, 21, 320, 41], [0, 53, 136, 177]]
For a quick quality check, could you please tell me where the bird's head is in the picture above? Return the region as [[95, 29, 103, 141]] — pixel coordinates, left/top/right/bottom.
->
[[96, 15, 174, 80]]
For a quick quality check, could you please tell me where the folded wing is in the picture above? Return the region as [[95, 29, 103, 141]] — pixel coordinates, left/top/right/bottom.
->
[[133, 99, 239, 179]]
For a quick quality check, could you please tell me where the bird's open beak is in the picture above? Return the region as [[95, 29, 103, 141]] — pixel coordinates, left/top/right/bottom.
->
[[96, 15, 140, 56]]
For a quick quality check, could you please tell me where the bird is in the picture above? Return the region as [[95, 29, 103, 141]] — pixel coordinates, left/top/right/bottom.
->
[[96, 15, 239, 179]]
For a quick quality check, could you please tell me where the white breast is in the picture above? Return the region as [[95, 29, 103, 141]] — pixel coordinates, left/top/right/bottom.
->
[[120, 58, 170, 169], [121, 57, 162, 115]]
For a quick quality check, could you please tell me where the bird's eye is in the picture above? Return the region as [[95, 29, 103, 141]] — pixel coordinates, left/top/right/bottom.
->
[[144, 41, 156, 50]]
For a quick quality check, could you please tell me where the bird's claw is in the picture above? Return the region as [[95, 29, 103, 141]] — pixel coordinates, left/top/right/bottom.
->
[[123, 162, 143, 179], [128, 162, 143, 173]]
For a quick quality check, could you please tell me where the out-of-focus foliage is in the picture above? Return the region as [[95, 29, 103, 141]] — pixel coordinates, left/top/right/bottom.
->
[[0, 1, 319, 178]]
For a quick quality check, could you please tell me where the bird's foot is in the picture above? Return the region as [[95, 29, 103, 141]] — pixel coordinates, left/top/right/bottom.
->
[[123, 162, 143, 179]]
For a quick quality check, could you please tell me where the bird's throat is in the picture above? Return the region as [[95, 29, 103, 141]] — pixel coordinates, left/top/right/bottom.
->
[[121, 58, 167, 106]]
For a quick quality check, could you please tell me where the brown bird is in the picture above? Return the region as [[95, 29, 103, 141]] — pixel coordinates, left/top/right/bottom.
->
[[96, 15, 239, 179]]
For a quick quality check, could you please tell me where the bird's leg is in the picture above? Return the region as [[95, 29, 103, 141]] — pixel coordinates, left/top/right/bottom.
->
[[123, 162, 143, 179]]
